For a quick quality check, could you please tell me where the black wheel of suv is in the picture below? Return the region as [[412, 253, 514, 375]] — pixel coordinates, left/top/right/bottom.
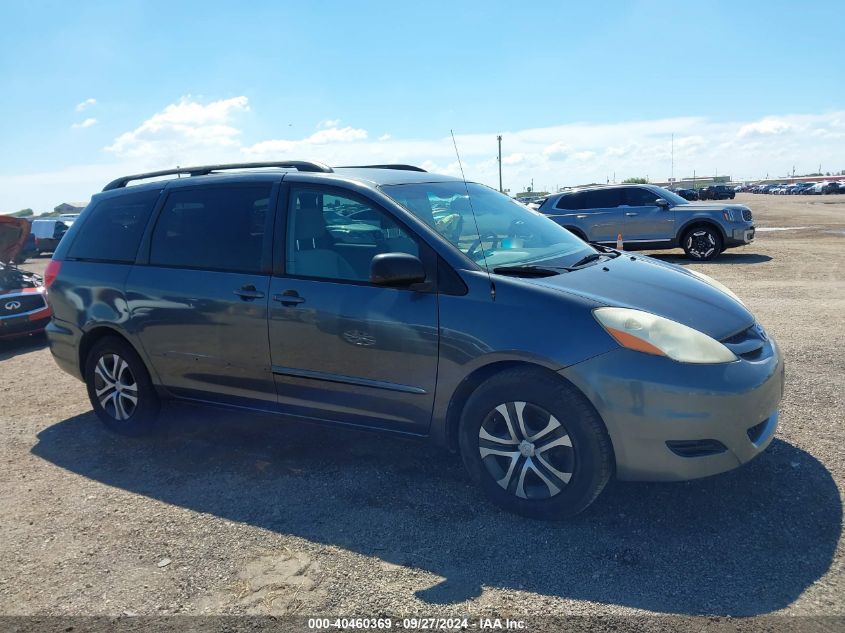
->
[[459, 368, 613, 519], [84, 336, 160, 436], [683, 226, 722, 261]]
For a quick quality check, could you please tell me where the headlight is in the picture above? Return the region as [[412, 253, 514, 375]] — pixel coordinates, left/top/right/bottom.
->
[[685, 268, 746, 307], [593, 307, 737, 364]]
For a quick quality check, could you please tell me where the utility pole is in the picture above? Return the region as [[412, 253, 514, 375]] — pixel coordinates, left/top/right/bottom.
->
[[671, 133, 674, 183], [496, 135, 503, 192]]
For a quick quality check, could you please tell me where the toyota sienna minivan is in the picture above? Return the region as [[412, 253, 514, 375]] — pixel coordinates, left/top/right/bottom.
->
[[45, 162, 784, 518]]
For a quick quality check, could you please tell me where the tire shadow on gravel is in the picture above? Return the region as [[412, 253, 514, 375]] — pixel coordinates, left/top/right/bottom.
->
[[0, 333, 47, 361], [31, 404, 841, 616]]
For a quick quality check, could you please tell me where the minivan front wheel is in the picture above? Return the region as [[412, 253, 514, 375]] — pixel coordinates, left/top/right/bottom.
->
[[683, 226, 722, 261], [459, 368, 613, 519], [84, 336, 160, 435]]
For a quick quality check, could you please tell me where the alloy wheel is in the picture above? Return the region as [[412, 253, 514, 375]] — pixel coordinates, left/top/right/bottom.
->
[[686, 230, 717, 259], [93, 353, 139, 421], [478, 401, 574, 500]]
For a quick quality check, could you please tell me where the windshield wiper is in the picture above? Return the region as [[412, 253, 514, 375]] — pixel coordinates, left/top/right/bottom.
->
[[568, 248, 621, 269], [492, 264, 565, 277]]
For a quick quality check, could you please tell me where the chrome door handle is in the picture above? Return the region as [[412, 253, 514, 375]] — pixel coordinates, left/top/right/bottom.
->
[[234, 285, 265, 300], [273, 291, 305, 306], [625, 212, 639, 216]]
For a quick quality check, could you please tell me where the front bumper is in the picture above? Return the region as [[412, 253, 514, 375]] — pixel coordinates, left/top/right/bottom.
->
[[560, 337, 784, 481], [725, 225, 755, 247]]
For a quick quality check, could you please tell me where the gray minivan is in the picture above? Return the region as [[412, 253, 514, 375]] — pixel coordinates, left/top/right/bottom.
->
[[45, 162, 784, 518]]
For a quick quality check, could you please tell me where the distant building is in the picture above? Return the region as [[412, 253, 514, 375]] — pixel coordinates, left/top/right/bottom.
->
[[54, 202, 88, 214], [654, 175, 731, 189]]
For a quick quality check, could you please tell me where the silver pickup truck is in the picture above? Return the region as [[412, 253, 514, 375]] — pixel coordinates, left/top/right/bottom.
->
[[534, 184, 755, 260]]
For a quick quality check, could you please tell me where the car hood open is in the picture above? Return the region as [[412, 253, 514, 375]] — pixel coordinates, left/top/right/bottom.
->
[[0, 216, 30, 265], [522, 254, 754, 340]]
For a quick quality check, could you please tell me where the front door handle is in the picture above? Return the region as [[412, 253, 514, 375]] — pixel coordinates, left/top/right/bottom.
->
[[234, 285, 265, 300], [273, 290, 306, 306], [625, 212, 639, 216]]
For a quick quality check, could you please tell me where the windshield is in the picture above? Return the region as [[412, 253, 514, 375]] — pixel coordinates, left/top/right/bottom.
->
[[381, 182, 593, 269]]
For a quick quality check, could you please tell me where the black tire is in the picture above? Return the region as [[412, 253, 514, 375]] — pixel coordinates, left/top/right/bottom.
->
[[84, 335, 160, 436], [458, 367, 613, 519], [682, 225, 723, 261]]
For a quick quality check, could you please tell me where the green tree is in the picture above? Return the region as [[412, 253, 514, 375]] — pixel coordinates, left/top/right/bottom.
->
[[622, 177, 649, 184], [12, 208, 34, 217]]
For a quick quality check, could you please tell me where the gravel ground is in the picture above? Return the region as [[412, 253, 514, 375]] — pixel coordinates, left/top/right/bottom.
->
[[0, 193, 843, 621]]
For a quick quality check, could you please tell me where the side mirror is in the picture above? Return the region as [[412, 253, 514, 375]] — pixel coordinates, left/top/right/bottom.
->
[[655, 198, 670, 209], [370, 253, 426, 286]]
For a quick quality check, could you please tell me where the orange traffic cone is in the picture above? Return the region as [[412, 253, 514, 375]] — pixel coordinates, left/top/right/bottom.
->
[[616, 233, 623, 250]]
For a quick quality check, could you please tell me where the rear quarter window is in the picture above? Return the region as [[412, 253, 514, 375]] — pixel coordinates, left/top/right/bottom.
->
[[67, 191, 160, 263]]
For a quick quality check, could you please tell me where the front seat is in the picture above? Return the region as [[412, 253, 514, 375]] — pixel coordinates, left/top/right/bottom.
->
[[290, 194, 358, 280]]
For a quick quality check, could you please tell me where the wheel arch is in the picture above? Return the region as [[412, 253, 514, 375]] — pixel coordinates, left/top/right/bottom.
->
[[443, 360, 602, 453], [78, 326, 148, 379], [677, 218, 727, 245]]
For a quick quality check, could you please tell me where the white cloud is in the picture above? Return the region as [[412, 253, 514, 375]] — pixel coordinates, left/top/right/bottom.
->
[[72, 118, 98, 129], [75, 98, 97, 112], [5, 101, 845, 211], [738, 117, 793, 138], [318, 118, 341, 128], [243, 126, 368, 156], [105, 96, 250, 162]]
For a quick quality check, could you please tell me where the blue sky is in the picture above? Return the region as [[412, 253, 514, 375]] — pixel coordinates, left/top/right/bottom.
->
[[1, 0, 843, 211]]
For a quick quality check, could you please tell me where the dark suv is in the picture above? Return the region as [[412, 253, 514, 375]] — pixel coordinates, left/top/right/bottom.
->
[[698, 185, 736, 201], [45, 162, 783, 518], [536, 184, 754, 260]]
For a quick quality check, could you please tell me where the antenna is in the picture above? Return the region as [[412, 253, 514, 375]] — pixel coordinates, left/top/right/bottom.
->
[[450, 130, 493, 290]]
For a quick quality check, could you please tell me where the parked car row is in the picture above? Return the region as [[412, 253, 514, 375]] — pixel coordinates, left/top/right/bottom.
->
[[41, 161, 782, 519], [742, 181, 845, 195]]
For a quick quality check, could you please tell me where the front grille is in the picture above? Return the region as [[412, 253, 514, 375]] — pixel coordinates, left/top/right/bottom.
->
[[666, 439, 727, 458], [0, 294, 46, 318], [747, 419, 768, 443], [742, 209, 753, 221], [721, 324, 766, 360]]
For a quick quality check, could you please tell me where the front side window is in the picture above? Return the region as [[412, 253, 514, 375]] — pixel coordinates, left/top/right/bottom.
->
[[624, 187, 661, 207], [382, 182, 592, 269], [149, 185, 271, 273], [286, 188, 418, 282], [68, 190, 160, 263]]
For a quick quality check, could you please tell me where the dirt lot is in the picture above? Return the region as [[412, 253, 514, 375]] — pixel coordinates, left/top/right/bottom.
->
[[1, 193, 843, 620]]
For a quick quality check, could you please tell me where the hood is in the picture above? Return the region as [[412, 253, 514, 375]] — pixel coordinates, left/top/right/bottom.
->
[[678, 202, 749, 213], [0, 216, 30, 265], [519, 254, 754, 340]]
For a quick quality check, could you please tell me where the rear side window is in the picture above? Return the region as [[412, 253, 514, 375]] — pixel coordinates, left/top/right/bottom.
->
[[67, 191, 159, 263], [149, 185, 272, 273], [554, 193, 582, 210], [580, 189, 623, 209]]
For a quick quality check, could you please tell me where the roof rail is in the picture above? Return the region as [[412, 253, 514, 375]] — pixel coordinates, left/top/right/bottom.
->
[[102, 161, 334, 191], [336, 164, 427, 172]]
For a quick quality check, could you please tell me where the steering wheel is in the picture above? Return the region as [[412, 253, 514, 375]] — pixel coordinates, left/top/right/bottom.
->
[[467, 232, 501, 261]]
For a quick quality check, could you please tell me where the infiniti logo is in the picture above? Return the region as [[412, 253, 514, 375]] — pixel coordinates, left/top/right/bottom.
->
[[4, 301, 22, 311]]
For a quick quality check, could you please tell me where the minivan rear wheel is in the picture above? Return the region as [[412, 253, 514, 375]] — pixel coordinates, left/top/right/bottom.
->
[[458, 368, 613, 519], [84, 336, 160, 436]]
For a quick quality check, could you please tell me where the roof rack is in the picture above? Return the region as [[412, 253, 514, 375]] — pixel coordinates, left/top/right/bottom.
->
[[102, 161, 334, 191], [336, 164, 427, 172]]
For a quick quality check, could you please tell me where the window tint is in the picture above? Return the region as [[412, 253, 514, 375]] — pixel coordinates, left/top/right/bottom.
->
[[554, 193, 583, 211], [580, 189, 623, 209], [624, 187, 660, 206], [68, 191, 159, 263], [287, 188, 418, 282], [150, 185, 271, 273]]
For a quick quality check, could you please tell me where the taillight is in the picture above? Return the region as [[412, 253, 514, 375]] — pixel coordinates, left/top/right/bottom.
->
[[44, 259, 62, 289]]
